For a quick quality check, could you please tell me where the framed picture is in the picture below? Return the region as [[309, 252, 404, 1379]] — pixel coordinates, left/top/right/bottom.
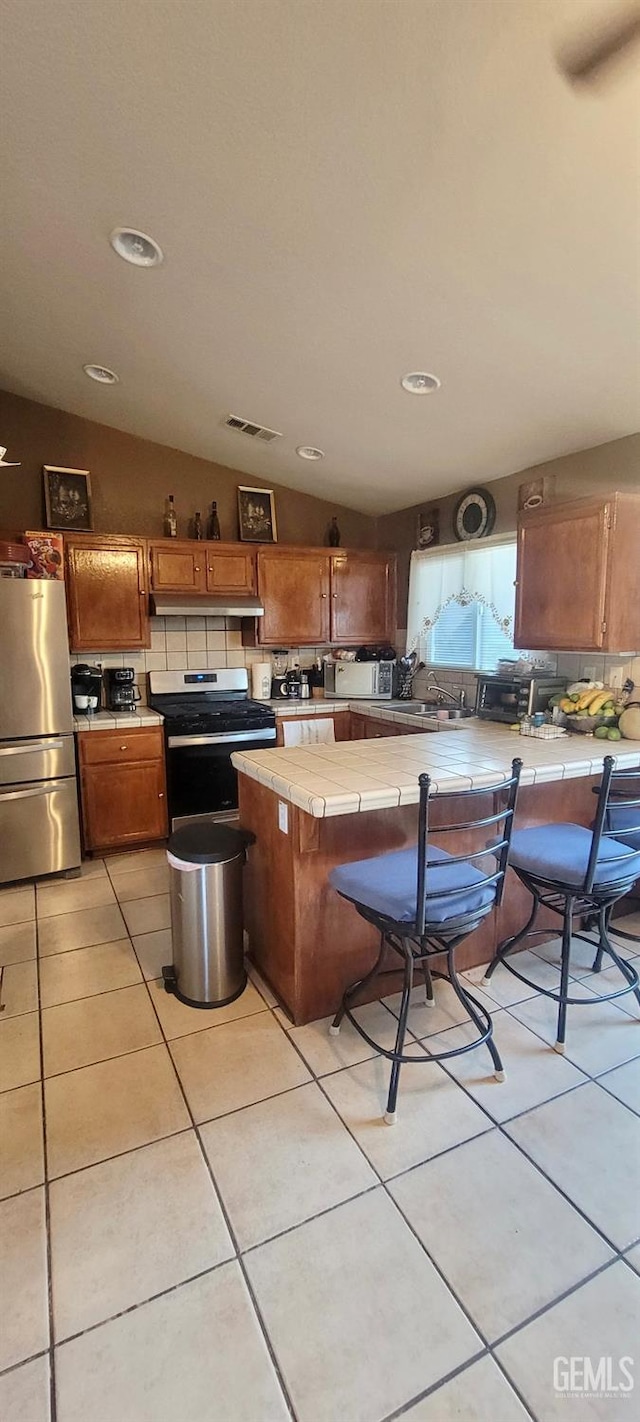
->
[[43, 466, 93, 531], [237, 485, 277, 543], [417, 506, 440, 548]]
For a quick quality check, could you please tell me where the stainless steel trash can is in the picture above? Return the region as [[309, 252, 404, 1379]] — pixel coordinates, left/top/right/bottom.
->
[[162, 823, 250, 1008]]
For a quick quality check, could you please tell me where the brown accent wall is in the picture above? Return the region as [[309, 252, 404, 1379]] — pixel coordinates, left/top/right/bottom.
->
[[0, 390, 376, 548], [378, 434, 640, 625]]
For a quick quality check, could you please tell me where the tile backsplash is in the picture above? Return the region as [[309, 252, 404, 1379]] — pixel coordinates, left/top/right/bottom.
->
[[69, 618, 332, 703], [70, 619, 640, 708]]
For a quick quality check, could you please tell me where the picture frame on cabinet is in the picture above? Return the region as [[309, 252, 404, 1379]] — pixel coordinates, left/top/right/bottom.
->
[[237, 485, 277, 543], [43, 466, 93, 531]]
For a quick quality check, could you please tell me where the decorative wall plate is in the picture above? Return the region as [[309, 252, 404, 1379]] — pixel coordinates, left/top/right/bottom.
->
[[453, 486, 497, 541]]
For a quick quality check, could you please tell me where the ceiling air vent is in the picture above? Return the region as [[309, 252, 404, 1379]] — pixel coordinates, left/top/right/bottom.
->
[[224, 414, 282, 444]]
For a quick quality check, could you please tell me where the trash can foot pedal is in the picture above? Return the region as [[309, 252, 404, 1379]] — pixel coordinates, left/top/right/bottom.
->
[[162, 966, 178, 995]]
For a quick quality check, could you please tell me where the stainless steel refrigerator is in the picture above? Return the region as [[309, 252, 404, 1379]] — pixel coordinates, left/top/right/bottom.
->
[[0, 579, 81, 883]]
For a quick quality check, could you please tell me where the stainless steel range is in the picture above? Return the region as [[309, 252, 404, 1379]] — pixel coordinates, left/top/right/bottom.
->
[[148, 669, 276, 828]]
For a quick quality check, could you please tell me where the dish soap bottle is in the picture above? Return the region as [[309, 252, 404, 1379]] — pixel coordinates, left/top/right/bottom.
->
[[163, 494, 177, 539], [207, 501, 221, 540]]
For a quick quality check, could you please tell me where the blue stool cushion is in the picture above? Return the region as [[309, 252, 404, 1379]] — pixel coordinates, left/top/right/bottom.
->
[[329, 844, 496, 925], [607, 806, 640, 852], [509, 822, 640, 888]]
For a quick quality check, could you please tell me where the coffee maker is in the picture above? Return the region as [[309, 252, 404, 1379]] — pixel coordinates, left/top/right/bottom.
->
[[70, 664, 103, 715], [104, 667, 141, 712]]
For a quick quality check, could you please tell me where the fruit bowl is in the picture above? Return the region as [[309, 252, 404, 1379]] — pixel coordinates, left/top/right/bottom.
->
[[563, 713, 618, 736]]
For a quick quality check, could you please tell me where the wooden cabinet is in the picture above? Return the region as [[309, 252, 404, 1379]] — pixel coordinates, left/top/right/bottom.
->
[[515, 492, 640, 652], [206, 545, 255, 595], [252, 546, 396, 646], [65, 535, 150, 651], [256, 548, 331, 645], [330, 552, 396, 644], [350, 712, 416, 739], [149, 541, 206, 593], [77, 727, 168, 851], [149, 540, 256, 596]]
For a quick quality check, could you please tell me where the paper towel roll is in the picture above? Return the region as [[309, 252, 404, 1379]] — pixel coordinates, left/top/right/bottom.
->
[[252, 661, 272, 700]]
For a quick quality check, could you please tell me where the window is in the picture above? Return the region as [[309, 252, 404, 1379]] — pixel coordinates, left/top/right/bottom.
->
[[407, 537, 517, 672]]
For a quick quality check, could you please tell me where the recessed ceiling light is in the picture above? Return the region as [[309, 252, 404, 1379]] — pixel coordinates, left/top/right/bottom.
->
[[296, 446, 325, 460], [109, 227, 164, 267], [401, 371, 441, 395], [83, 364, 119, 385]]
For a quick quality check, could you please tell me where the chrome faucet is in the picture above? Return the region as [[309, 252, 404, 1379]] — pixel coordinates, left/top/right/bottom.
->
[[425, 670, 466, 709]]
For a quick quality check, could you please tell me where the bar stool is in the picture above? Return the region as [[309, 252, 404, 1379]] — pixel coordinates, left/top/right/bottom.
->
[[328, 759, 522, 1124], [597, 772, 640, 950], [482, 757, 640, 1051]]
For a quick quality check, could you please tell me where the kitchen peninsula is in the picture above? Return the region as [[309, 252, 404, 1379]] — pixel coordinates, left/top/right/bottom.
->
[[233, 722, 640, 1024]]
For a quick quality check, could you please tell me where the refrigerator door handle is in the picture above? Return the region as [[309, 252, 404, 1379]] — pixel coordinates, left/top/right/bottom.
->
[[0, 739, 65, 756], [0, 781, 63, 802]]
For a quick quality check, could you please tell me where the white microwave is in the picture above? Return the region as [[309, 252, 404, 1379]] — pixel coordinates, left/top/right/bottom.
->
[[324, 660, 394, 699]]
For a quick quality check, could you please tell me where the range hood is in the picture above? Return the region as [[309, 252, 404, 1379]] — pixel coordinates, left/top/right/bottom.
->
[[151, 594, 264, 618]]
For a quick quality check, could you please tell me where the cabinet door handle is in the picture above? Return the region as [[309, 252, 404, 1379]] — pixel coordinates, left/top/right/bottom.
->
[[140, 590, 146, 596], [195, 566, 201, 573], [332, 593, 337, 598], [158, 792, 164, 798], [119, 744, 128, 751], [320, 593, 327, 598]]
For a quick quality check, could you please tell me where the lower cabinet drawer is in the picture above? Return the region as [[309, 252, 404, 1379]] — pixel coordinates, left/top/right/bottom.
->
[[78, 728, 164, 766]]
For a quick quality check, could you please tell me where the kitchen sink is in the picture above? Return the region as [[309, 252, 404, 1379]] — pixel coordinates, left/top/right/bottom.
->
[[386, 701, 474, 719]]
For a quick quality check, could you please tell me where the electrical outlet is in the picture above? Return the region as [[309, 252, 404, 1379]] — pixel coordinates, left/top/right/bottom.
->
[[278, 800, 288, 835], [609, 667, 624, 690], [582, 665, 597, 681]]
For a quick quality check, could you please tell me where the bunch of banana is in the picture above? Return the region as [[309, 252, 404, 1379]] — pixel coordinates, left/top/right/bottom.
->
[[556, 687, 623, 718]]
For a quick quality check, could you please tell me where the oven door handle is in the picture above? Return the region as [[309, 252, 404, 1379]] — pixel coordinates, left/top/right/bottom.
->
[[167, 729, 276, 748]]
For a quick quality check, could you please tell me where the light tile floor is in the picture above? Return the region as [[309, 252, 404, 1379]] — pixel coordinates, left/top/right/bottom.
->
[[0, 858, 639, 1421]]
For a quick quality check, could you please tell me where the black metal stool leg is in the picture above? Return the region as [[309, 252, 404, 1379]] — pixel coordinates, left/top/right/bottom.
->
[[422, 958, 435, 1008], [598, 906, 640, 1011], [446, 944, 505, 1081], [554, 896, 573, 1053], [384, 941, 414, 1125], [330, 931, 386, 1035], [590, 906, 608, 973], [482, 891, 540, 985]]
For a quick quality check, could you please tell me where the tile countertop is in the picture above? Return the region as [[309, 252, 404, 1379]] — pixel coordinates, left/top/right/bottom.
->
[[73, 709, 164, 731], [232, 721, 640, 819]]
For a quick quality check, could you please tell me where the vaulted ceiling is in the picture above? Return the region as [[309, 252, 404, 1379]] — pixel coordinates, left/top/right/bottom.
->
[[1, 0, 638, 513]]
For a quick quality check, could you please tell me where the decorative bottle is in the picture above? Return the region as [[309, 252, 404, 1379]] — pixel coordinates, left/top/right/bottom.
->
[[207, 501, 221, 540], [163, 495, 177, 538], [328, 516, 341, 547], [192, 511, 203, 540]]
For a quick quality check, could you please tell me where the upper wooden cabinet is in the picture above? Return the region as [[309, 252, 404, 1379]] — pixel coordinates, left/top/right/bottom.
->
[[330, 552, 396, 644], [65, 535, 150, 651], [253, 546, 396, 646], [149, 541, 206, 593], [257, 548, 331, 645], [206, 545, 256, 595], [149, 540, 256, 596], [515, 492, 640, 652]]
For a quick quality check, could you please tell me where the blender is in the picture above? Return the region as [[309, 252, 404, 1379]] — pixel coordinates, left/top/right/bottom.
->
[[271, 649, 289, 699]]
